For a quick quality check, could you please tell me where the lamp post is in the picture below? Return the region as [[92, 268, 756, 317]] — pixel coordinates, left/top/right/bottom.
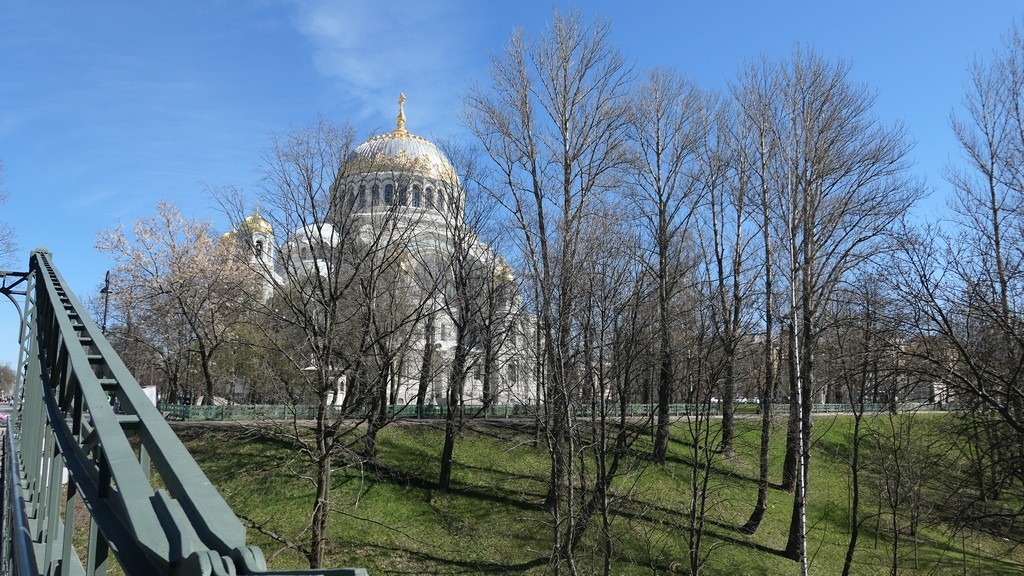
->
[[100, 270, 110, 335]]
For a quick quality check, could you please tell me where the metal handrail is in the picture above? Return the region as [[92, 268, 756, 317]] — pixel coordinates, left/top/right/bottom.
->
[[3, 423, 39, 576], [1, 249, 367, 576]]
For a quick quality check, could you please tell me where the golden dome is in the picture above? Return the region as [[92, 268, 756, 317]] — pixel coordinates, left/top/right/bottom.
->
[[343, 94, 459, 184], [239, 211, 273, 235], [494, 257, 515, 283]]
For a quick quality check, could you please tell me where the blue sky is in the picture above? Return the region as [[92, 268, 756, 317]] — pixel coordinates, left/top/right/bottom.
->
[[1, 1, 1021, 366]]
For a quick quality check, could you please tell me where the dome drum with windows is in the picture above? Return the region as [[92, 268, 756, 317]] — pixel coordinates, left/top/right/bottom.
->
[[337, 94, 462, 219]]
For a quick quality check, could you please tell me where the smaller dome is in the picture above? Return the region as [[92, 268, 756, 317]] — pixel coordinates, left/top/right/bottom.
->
[[289, 222, 338, 248], [239, 212, 273, 235], [494, 257, 515, 284]]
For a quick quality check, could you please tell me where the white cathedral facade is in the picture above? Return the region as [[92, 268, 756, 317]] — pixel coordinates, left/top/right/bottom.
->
[[227, 97, 537, 409]]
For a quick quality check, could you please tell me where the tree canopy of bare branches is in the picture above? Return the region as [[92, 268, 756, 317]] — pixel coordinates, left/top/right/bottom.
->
[[0, 162, 17, 266], [465, 10, 638, 574], [892, 22, 1024, 543]]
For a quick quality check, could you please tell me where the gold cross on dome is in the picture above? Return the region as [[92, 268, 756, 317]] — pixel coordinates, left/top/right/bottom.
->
[[396, 93, 407, 132]]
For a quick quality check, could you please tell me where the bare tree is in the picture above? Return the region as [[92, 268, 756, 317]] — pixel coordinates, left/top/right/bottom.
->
[[624, 68, 705, 465], [464, 10, 632, 573], [726, 49, 922, 565], [864, 408, 937, 575], [0, 162, 17, 266], [672, 263, 733, 576], [893, 20, 1024, 544], [733, 56, 785, 535], [563, 201, 655, 574], [942, 20, 1024, 437], [818, 270, 906, 576], [427, 141, 520, 493], [217, 116, 439, 568], [698, 94, 755, 459], [0, 362, 14, 399]]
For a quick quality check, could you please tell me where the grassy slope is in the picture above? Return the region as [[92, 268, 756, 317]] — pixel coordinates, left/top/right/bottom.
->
[[177, 414, 1024, 575]]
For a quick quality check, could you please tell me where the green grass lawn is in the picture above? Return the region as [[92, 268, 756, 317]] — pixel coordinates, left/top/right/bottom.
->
[[176, 413, 1024, 575]]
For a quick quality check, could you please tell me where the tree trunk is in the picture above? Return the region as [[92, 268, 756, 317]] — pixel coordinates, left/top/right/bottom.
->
[[438, 342, 467, 493], [741, 221, 774, 533], [653, 228, 673, 465], [720, 348, 736, 457], [740, 128, 777, 533], [781, 338, 800, 492], [309, 399, 331, 568], [481, 332, 497, 410], [363, 363, 390, 460], [653, 343, 672, 464], [417, 315, 436, 416], [841, 415, 862, 576], [784, 305, 813, 566], [199, 348, 215, 406], [740, 379, 774, 534]]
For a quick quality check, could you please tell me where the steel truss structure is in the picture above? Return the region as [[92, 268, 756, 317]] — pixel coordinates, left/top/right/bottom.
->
[[0, 249, 366, 576]]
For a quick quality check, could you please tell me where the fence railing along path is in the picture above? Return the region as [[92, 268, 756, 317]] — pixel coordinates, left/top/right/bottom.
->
[[160, 401, 950, 422]]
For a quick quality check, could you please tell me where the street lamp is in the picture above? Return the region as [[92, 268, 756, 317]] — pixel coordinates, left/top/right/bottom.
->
[[100, 271, 110, 335]]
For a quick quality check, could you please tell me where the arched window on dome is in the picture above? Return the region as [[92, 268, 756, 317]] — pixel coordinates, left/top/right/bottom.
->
[[384, 184, 394, 205], [397, 185, 408, 207], [436, 190, 445, 213], [372, 183, 380, 206], [254, 240, 264, 259], [412, 185, 421, 208], [346, 186, 356, 210], [357, 185, 366, 209], [424, 187, 434, 209]]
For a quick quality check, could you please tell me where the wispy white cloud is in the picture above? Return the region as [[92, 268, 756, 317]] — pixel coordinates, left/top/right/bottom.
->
[[291, 0, 491, 139]]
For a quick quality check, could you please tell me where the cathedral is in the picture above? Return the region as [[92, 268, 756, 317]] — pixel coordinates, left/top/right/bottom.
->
[[228, 96, 536, 409]]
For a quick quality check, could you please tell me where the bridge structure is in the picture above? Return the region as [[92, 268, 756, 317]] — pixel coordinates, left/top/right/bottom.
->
[[0, 249, 367, 576]]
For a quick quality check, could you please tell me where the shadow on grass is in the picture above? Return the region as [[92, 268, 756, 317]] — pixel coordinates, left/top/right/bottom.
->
[[611, 502, 792, 560], [360, 460, 547, 513], [353, 542, 548, 574], [654, 438, 789, 492]]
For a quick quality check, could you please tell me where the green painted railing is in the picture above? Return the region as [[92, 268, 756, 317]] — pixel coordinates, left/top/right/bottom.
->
[[1, 249, 368, 576], [159, 401, 951, 422], [159, 402, 723, 421]]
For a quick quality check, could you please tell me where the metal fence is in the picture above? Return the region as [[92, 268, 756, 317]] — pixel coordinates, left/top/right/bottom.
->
[[159, 400, 952, 422], [159, 402, 727, 421]]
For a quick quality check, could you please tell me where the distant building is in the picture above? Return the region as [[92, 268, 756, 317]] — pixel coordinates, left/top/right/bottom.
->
[[228, 96, 536, 408]]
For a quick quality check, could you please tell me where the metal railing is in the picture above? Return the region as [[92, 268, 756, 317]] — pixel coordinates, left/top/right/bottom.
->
[[0, 249, 368, 576], [159, 400, 954, 423], [159, 402, 722, 421]]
